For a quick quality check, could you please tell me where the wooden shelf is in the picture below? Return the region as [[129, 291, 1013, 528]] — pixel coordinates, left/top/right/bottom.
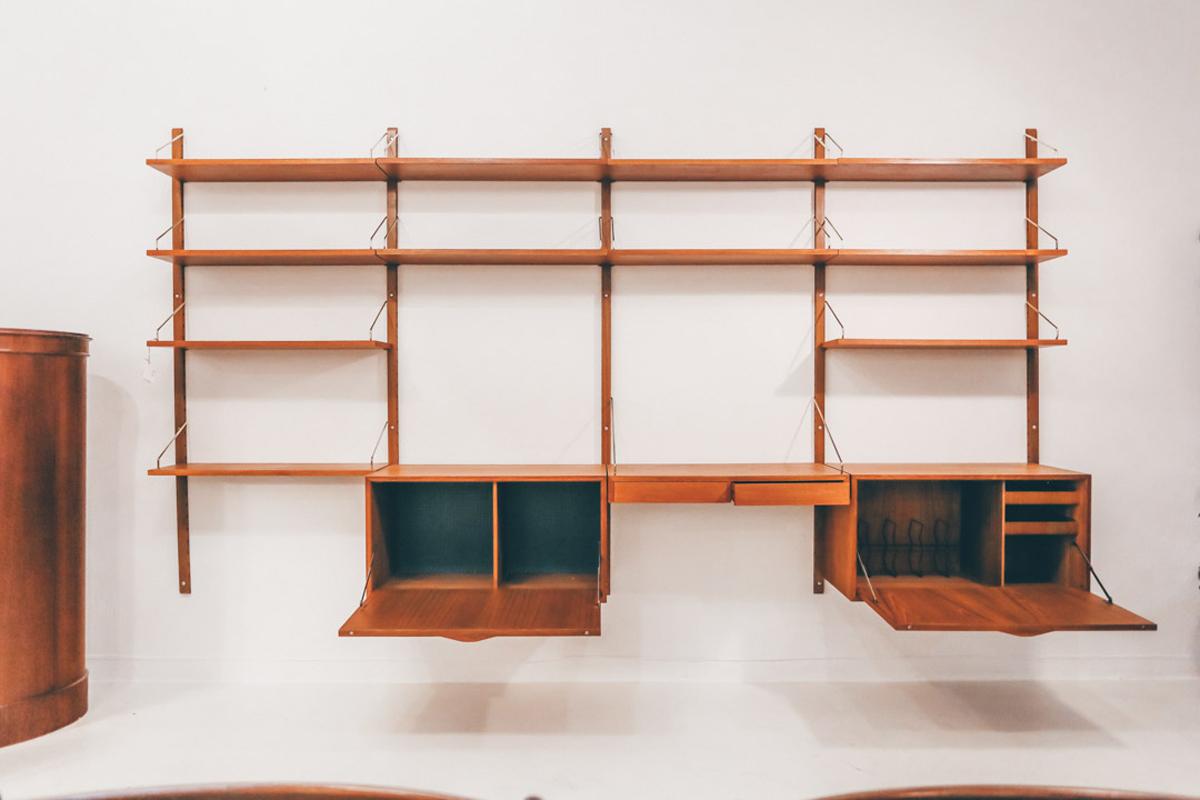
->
[[1006, 521, 1079, 536], [148, 249, 605, 266], [149, 157, 1065, 184], [822, 338, 1067, 350], [824, 159, 1065, 183], [828, 249, 1065, 266], [146, 340, 390, 350], [148, 463, 380, 477], [149, 248, 1065, 268]]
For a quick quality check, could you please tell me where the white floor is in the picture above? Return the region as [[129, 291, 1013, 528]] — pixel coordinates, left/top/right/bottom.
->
[[1, 679, 1196, 799]]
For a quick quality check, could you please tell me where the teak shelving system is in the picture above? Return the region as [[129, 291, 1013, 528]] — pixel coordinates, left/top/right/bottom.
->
[[147, 127, 1155, 639]]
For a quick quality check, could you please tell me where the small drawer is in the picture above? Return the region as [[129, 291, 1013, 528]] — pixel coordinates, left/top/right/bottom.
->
[[732, 480, 849, 506], [611, 480, 731, 504]]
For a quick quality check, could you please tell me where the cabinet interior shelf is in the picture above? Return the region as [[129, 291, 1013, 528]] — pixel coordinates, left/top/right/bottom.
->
[[148, 463, 381, 477], [146, 340, 391, 350], [148, 157, 1065, 183], [821, 338, 1067, 350], [147, 248, 1066, 268]]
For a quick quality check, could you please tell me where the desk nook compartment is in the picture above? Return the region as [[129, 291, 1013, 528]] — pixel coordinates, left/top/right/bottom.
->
[[340, 466, 606, 641]]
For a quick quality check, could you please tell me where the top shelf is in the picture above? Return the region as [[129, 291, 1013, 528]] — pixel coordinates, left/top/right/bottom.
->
[[147, 157, 1066, 184]]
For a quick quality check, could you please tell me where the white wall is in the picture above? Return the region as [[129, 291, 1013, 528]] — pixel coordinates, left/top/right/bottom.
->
[[2, 0, 1197, 684]]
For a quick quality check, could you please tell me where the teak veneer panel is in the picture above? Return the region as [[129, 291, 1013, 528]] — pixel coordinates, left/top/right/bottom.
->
[[149, 157, 1066, 183], [863, 584, 1156, 635], [339, 582, 601, 640], [146, 340, 391, 350], [822, 339, 1067, 350], [148, 463, 380, 477]]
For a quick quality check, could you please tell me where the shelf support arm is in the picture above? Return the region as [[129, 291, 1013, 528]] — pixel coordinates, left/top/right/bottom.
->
[[154, 217, 186, 250], [1024, 216, 1060, 250], [368, 297, 388, 341], [1025, 300, 1062, 340], [154, 302, 186, 341], [155, 421, 189, 470], [369, 419, 390, 469]]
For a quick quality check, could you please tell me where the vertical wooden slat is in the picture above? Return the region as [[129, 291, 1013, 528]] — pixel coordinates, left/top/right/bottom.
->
[[492, 482, 501, 588], [812, 127, 828, 594], [170, 127, 191, 595], [1025, 128, 1040, 464], [599, 477, 610, 599], [385, 127, 400, 464]]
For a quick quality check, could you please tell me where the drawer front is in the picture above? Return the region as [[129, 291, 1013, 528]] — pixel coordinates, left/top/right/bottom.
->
[[611, 480, 731, 504], [732, 480, 849, 506]]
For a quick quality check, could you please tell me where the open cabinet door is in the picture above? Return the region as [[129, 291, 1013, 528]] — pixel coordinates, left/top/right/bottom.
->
[[862, 583, 1156, 636], [340, 580, 601, 642]]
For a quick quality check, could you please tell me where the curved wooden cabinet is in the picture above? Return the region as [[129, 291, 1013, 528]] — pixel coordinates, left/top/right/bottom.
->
[[0, 328, 89, 746]]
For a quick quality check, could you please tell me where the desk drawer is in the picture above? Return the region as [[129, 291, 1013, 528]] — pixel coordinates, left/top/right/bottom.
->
[[611, 481, 731, 504], [732, 480, 849, 506]]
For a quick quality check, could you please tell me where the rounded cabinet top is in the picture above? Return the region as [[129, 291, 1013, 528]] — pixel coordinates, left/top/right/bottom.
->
[[0, 328, 90, 356]]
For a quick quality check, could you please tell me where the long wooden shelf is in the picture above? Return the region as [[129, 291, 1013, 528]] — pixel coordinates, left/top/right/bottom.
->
[[148, 248, 1066, 268], [611, 249, 1066, 266], [148, 157, 1066, 184], [148, 463, 381, 477], [822, 338, 1067, 350], [828, 249, 1065, 266], [147, 248, 606, 266], [146, 340, 391, 350]]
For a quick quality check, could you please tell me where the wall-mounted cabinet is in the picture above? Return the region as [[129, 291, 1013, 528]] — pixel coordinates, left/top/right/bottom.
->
[[815, 465, 1155, 635], [339, 466, 606, 641]]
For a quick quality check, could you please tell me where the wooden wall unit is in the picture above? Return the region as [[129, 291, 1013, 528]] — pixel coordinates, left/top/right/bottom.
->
[[145, 127, 1153, 639]]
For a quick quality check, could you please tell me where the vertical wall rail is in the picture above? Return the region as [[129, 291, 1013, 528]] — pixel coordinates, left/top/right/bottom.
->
[[170, 127, 191, 594], [599, 127, 613, 466], [812, 127, 828, 464], [385, 127, 400, 464], [1025, 128, 1040, 464], [599, 127, 613, 599], [812, 127, 828, 594]]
